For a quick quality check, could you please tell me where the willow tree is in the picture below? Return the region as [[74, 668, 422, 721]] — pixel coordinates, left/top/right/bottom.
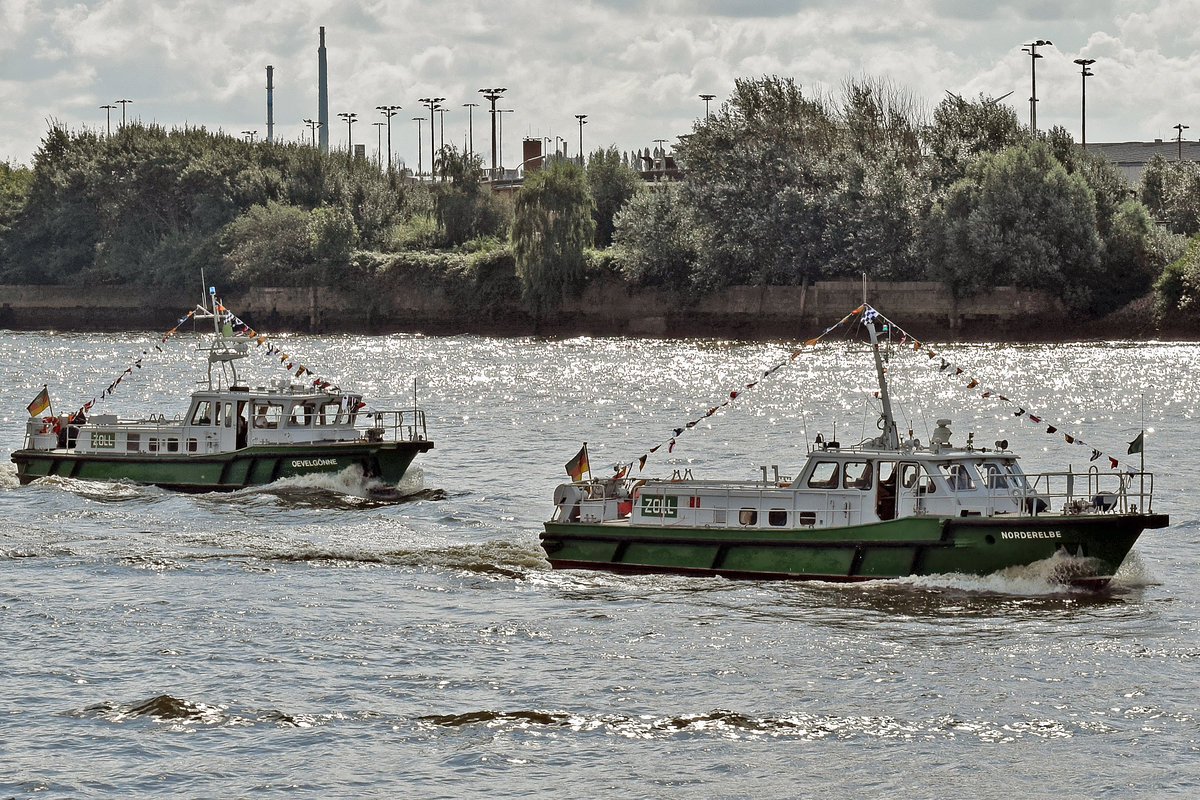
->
[[512, 159, 595, 322]]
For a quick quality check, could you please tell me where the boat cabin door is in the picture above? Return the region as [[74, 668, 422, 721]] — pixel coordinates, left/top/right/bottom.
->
[[895, 462, 923, 517], [875, 461, 897, 520]]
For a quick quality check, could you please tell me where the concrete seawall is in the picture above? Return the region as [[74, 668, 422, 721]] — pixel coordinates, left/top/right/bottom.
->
[[0, 280, 1096, 340]]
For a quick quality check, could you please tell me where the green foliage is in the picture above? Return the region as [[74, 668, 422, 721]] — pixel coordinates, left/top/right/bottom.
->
[[1153, 234, 1200, 318], [586, 146, 644, 248], [0, 123, 409, 287], [924, 93, 1027, 194], [612, 183, 700, 291], [434, 146, 511, 246], [221, 201, 315, 285], [925, 141, 1101, 310], [1140, 154, 1200, 236], [512, 159, 595, 319]]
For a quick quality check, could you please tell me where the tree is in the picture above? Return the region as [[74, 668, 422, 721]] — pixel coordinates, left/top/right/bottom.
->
[[923, 93, 1027, 195], [221, 201, 314, 285], [434, 145, 509, 246], [612, 183, 700, 291], [925, 141, 1101, 311], [1154, 234, 1200, 319], [676, 75, 842, 289], [1140, 154, 1200, 236], [585, 146, 644, 248], [511, 159, 595, 321]]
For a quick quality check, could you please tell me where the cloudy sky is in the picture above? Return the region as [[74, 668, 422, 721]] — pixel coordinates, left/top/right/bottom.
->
[[2, 0, 1198, 169]]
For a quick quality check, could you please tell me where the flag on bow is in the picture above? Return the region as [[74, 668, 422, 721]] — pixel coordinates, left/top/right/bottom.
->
[[565, 443, 590, 481]]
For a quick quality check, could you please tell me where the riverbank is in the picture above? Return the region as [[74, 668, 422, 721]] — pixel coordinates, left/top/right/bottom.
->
[[0, 279, 1176, 341]]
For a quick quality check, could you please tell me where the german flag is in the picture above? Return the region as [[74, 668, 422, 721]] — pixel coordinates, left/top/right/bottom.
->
[[565, 443, 590, 481], [26, 386, 50, 417]]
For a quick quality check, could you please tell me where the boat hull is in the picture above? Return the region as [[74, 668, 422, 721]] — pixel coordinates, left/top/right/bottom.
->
[[11, 440, 433, 492], [540, 513, 1169, 587]]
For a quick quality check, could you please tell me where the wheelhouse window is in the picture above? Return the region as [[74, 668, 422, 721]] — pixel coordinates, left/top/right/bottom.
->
[[288, 402, 317, 427], [940, 463, 976, 490], [190, 401, 213, 426], [981, 463, 1009, 490], [900, 463, 936, 494], [318, 402, 343, 426], [254, 404, 283, 429], [843, 461, 872, 490], [807, 462, 839, 489]]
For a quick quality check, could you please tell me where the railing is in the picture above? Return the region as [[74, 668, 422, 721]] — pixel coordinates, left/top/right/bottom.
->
[[356, 409, 429, 443], [1017, 470, 1154, 516]]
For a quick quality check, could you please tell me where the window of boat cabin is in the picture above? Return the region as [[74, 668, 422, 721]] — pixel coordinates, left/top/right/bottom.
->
[[768, 509, 787, 526], [807, 461, 839, 489], [288, 402, 317, 427], [220, 402, 234, 428], [254, 403, 283, 428], [186, 438, 198, 453], [126, 433, 140, 452], [739, 508, 758, 525], [981, 462, 1009, 490], [191, 400, 213, 426], [166, 437, 180, 452], [843, 461, 872, 490], [940, 463, 976, 490], [899, 463, 937, 493], [318, 402, 343, 425]]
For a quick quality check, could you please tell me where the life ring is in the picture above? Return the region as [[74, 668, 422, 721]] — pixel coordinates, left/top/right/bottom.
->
[[40, 416, 61, 435]]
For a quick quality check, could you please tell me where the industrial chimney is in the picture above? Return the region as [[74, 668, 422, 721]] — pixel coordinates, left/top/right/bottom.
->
[[318, 27, 329, 154], [265, 65, 274, 143]]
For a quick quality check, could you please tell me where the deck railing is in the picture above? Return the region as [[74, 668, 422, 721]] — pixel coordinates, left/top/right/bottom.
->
[[357, 409, 429, 443]]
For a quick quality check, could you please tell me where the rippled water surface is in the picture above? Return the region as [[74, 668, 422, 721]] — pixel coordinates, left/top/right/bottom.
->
[[2, 327, 1199, 798]]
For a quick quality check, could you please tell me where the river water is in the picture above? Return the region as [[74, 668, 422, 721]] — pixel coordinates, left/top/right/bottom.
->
[[1, 326, 1197, 798]]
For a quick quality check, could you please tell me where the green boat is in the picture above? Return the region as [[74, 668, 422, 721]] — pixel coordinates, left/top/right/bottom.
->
[[12, 291, 432, 492], [541, 306, 1167, 588]]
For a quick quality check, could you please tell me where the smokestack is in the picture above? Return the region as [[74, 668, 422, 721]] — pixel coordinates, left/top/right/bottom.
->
[[265, 65, 274, 144], [318, 27, 329, 154]]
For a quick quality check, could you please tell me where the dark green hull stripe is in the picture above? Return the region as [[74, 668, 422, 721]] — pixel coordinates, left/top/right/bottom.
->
[[540, 513, 1165, 585], [12, 441, 433, 492]]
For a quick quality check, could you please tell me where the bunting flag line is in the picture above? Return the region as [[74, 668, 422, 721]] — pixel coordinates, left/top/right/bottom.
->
[[69, 296, 351, 423], [607, 305, 865, 478], [213, 302, 343, 395], [858, 304, 1140, 474], [69, 310, 196, 420]]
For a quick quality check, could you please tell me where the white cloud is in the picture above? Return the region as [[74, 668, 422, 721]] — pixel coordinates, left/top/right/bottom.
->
[[3, 0, 1199, 168]]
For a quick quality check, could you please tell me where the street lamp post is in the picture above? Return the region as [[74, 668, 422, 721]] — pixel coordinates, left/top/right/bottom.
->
[[376, 105, 401, 171], [1073, 58, 1095, 148], [100, 104, 115, 136], [1022, 40, 1052, 132], [115, 98, 132, 128], [699, 93, 715, 119], [418, 97, 445, 179], [575, 114, 588, 165], [478, 88, 507, 178], [373, 121, 386, 167], [498, 109, 514, 174], [303, 118, 322, 148], [338, 112, 358, 153], [463, 102, 478, 158], [437, 107, 448, 174], [412, 117, 424, 178], [1175, 123, 1190, 161]]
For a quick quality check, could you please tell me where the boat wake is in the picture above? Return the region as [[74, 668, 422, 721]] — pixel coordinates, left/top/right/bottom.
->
[[885, 550, 1153, 597], [234, 465, 442, 507]]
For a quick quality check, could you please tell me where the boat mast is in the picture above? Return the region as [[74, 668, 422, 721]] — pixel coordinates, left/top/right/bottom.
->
[[865, 312, 900, 449]]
